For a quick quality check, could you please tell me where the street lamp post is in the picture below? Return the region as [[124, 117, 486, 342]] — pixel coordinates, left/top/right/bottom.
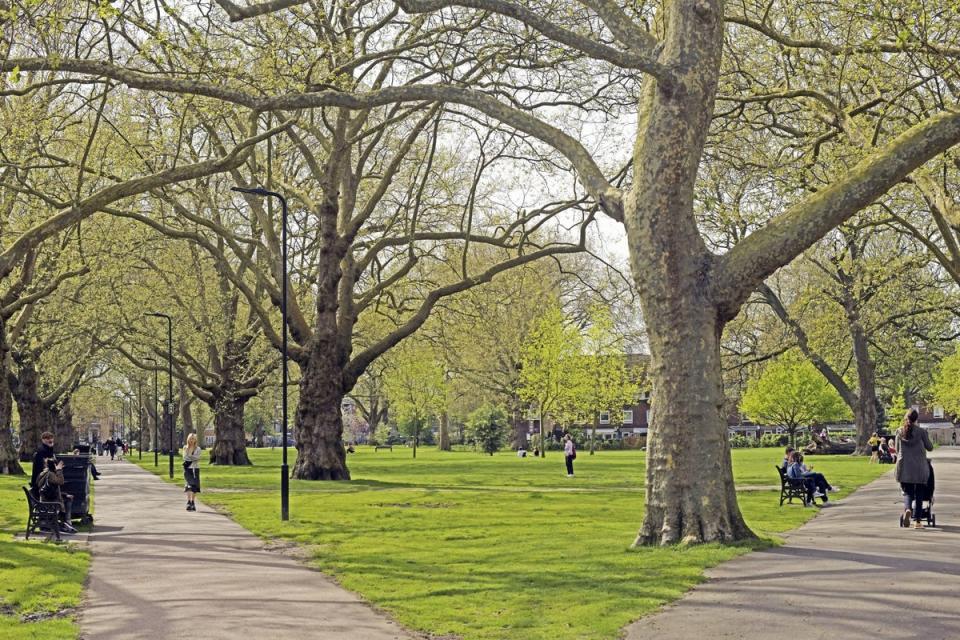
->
[[137, 379, 143, 460], [145, 358, 159, 467], [232, 185, 290, 521], [146, 312, 175, 479]]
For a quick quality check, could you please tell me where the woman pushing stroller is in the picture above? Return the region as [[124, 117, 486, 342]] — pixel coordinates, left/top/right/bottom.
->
[[897, 409, 934, 529]]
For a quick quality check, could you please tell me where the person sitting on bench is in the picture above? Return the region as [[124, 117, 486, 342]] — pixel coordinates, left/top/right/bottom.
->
[[37, 457, 77, 534], [786, 451, 836, 503]]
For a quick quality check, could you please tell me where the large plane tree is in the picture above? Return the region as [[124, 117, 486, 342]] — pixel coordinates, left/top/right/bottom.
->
[[6, 0, 960, 544]]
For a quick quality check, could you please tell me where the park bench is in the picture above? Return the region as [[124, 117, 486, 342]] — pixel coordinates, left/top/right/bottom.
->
[[374, 445, 393, 452], [775, 465, 810, 507], [22, 486, 61, 542]]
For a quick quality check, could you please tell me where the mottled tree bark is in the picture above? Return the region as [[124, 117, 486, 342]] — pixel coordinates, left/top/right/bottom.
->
[[208, 393, 252, 465], [438, 411, 450, 451], [843, 290, 883, 456], [625, 0, 750, 544], [51, 400, 74, 453], [634, 303, 751, 545], [0, 369, 22, 474], [0, 319, 22, 474], [292, 345, 349, 480], [14, 355, 44, 462]]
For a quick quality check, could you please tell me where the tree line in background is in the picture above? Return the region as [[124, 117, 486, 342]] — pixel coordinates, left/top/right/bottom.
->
[[3, 0, 960, 546]]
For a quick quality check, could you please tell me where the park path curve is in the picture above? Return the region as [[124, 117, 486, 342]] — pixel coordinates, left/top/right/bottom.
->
[[626, 447, 960, 640], [78, 458, 413, 640]]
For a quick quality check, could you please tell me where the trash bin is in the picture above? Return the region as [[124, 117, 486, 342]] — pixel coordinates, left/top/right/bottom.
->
[[58, 454, 93, 525]]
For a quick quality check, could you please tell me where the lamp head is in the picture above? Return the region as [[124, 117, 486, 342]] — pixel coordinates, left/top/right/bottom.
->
[[231, 186, 270, 197]]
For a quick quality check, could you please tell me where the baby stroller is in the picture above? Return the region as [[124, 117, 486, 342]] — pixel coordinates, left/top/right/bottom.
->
[[899, 461, 935, 527]]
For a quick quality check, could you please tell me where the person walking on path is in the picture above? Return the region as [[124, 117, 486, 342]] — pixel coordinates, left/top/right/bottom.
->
[[563, 433, 576, 477], [182, 433, 202, 511], [896, 408, 934, 529], [868, 432, 881, 463]]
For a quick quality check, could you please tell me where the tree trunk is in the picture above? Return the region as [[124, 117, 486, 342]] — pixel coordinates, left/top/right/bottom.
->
[[623, 0, 754, 545], [208, 393, 252, 465], [0, 365, 22, 474], [412, 418, 419, 459], [590, 413, 598, 455], [510, 400, 526, 450], [179, 382, 193, 449], [292, 350, 349, 480], [145, 403, 159, 451], [634, 305, 753, 546], [849, 308, 880, 455], [253, 418, 265, 448], [539, 410, 546, 458], [14, 356, 45, 462], [159, 401, 174, 454], [139, 407, 151, 451], [52, 400, 74, 453], [438, 411, 450, 451]]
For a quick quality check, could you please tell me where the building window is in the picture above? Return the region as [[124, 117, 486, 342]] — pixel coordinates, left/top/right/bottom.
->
[[934, 406, 945, 419], [622, 409, 633, 424], [599, 412, 610, 424]]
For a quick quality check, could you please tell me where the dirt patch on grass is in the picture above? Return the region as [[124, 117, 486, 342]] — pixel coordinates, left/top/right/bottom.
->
[[21, 606, 76, 622]]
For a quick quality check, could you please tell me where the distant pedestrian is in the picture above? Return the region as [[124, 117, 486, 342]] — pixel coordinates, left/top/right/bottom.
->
[[896, 409, 934, 529], [563, 433, 576, 477], [107, 439, 117, 460], [182, 433, 202, 511], [869, 432, 881, 463]]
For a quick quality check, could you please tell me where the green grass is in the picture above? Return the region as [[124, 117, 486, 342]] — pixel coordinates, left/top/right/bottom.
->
[[0, 466, 89, 640], [135, 446, 889, 640]]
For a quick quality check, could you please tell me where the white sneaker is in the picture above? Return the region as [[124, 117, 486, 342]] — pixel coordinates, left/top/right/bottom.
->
[[828, 487, 839, 492], [814, 491, 826, 499]]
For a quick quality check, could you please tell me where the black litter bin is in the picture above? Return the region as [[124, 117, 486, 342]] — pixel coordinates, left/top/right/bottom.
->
[[58, 454, 93, 525]]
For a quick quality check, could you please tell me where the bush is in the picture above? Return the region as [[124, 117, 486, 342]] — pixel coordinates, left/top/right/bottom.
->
[[467, 405, 509, 455], [759, 433, 788, 447], [729, 434, 760, 448]]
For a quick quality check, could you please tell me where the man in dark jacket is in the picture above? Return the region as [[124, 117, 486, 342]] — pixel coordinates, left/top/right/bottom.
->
[[30, 431, 57, 495]]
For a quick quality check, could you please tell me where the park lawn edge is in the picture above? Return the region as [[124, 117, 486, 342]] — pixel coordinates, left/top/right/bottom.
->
[[0, 468, 91, 640], [132, 448, 886, 640]]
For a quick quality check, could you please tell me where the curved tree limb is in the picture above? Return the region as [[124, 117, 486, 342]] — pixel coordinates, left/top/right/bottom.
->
[[0, 59, 623, 221], [713, 108, 960, 319]]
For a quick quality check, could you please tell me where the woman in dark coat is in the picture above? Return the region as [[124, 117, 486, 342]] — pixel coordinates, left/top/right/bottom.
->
[[896, 409, 934, 529]]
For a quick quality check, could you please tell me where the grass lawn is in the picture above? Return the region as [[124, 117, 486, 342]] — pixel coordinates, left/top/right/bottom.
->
[[0, 466, 89, 640], [136, 447, 889, 640]]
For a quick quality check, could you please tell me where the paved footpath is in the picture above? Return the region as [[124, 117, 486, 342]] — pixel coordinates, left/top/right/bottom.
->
[[79, 458, 413, 640], [626, 447, 960, 640]]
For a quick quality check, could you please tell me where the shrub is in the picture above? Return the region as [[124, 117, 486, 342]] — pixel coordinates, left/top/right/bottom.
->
[[729, 434, 759, 448], [760, 433, 789, 448], [467, 405, 509, 455]]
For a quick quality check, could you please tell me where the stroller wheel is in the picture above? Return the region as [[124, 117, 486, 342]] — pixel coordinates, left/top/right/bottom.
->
[[899, 514, 906, 528], [931, 514, 936, 527]]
